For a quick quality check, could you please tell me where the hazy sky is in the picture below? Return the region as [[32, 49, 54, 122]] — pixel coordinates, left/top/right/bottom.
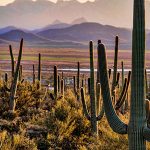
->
[[0, 0, 95, 6]]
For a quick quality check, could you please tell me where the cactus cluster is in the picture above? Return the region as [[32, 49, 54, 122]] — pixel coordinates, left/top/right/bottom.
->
[[81, 41, 104, 135], [98, 0, 150, 148], [1, 0, 150, 149], [9, 39, 23, 111]]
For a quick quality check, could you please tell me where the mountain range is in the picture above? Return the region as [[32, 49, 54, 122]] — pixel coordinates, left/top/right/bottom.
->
[[0, 21, 147, 49], [0, 0, 150, 29]]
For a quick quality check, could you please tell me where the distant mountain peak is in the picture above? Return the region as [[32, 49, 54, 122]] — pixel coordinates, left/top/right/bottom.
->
[[52, 20, 63, 25], [1, 0, 150, 29], [71, 17, 88, 24]]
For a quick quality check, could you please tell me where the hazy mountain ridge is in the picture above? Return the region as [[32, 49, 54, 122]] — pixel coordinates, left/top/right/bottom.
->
[[0, 0, 150, 29], [1, 22, 150, 49]]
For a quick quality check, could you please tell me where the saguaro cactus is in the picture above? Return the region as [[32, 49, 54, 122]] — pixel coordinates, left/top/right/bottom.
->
[[61, 79, 64, 100], [18, 65, 22, 81], [38, 53, 41, 85], [111, 36, 119, 100], [98, 0, 150, 148], [73, 76, 77, 94], [81, 41, 104, 135], [33, 64, 35, 84], [76, 61, 80, 100], [129, 0, 149, 148], [58, 75, 60, 93], [54, 65, 58, 99], [97, 40, 101, 84], [9, 45, 15, 78], [9, 39, 23, 111], [88, 78, 90, 95]]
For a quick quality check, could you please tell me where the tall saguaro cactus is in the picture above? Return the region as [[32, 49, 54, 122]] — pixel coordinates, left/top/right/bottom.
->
[[128, 0, 147, 148], [81, 41, 104, 135], [111, 36, 119, 99], [54, 65, 58, 99], [9, 45, 15, 78], [9, 39, 23, 111], [98, 0, 150, 148], [33, 64, 35, 84], [61, 79, 64, 100], [77, 61, 80, 100], [38, 53, 41, 84]]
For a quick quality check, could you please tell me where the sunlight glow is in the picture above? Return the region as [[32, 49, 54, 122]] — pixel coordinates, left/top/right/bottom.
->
[[0, 0, 95, 6]]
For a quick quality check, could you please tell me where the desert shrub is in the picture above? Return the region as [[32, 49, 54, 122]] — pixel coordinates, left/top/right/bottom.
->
[[54, 100, 70, 121], [0, 131, 37, 150], [0, 77, 134, 149]]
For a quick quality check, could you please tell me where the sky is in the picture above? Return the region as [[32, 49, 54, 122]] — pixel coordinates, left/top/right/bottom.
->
[[0, 0, 95, 6]]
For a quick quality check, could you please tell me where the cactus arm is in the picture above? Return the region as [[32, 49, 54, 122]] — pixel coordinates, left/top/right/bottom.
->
[[96, 82, 101, 114], [121, 61, 125, 86], [116, 72, 120, 86], [81, 87, 91, 121], [9, 39, 23, 111], [96, 82, 104, 121], [115, 78, 127, 110], [143, 100, 150, 141], [111, 36, 119, 96], [115, 71, 131, 110], [97, 40, 101, 83], [9, 45, 15, 78], [98, 43, 127, 134], [145, 69, 148, 97], [143, 127, 150, 141], [96, 104, 104, 121], [108, 69, 111, 79], [145, 99, 150, 120]]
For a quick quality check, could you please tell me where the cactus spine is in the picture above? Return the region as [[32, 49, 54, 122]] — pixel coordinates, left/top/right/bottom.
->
[[81, 41, 104, 135], [9, 39, 23, 111]]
